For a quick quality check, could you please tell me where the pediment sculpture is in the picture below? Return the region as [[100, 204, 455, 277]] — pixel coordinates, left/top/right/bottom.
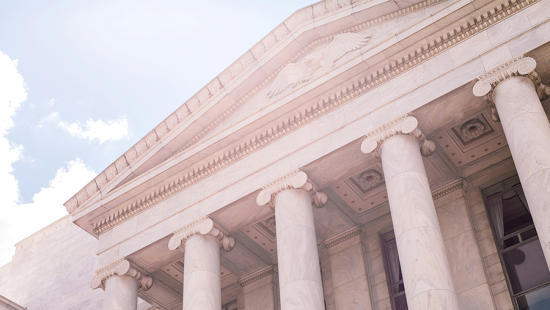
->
[[267, 32, 370, 98]]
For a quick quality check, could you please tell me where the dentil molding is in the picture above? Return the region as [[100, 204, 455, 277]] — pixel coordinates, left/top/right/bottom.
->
[[431, 178, 468, 200], [168, 217, 236, 252], [256, 170, 328, 209], [361, 115, 436, 158], [91, 258, 153, 291], [238, 265, 278, 287], [88, 0, 540, 236], [324, 225, 366, 249], [474, 55, 550, 121]]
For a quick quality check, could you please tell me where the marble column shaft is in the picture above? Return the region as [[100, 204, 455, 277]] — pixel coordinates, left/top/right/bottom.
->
[[474, 56, 550, 269], [492, 76, 550, 269], [103, 275, 140, 310], [275, 188, 325, 310], [380, 134, 459, 309], [168, 217, 236, 310], [183, 235, 222, 310], [257, 171, 327, 310], [361, 116, 458, 309]]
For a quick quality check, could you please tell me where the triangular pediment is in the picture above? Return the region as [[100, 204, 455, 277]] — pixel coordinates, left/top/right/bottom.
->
[[66, 0, 474, 226]]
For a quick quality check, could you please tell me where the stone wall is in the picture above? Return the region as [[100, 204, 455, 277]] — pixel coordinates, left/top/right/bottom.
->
[[0, 215, 104, 310], [434, 184, 495, 310], [0, 263, 11, 297]]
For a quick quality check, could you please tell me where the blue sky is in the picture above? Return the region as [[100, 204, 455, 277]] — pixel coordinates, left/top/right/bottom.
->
[[0, 0, 315, 266]]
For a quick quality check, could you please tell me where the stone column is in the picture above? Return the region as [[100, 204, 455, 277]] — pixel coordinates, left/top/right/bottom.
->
[[257, 171, 327, 310], [168, 217, 236, 310], [91, 258, 154, 310], [474, 55, 550, 269], [362, 115, 460, 310]]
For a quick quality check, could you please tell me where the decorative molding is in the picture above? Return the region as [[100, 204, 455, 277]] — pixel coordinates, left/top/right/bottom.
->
[[66, 0, 446, 215], [361, 115, 436, 158], [431, 178, 468, 200], [324, 225, 365, 248], [168, 217, 236, 252], [91, 258, 153, 291], [256, 170, 328, 209], [89, 0, 539, 235], [238, 265, 278, 287], [474, 55, 550, 121]]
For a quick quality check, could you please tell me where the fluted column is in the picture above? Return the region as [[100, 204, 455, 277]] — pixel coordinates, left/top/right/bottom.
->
[[257, 171, 327, 310], [168, 217, 236, 310], [362, 116, 459, 310], [91, 259, 154, 310], [474, 55, 550, 269]]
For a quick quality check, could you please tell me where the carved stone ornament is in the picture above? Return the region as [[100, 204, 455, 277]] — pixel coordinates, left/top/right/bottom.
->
[[265, 216, 276, 234], [473, 55, 550, 122], [90, 258, 153, 291], [256, 170, 328, 209], [460, 119, 485, 140], [357, 170, 383, 190], [268, 32, 370, 98], [168, 217, 236, 252], [361, 115, 436, 158]]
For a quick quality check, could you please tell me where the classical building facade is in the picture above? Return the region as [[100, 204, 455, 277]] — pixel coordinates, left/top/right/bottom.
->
[[2, 0, 550, 309]]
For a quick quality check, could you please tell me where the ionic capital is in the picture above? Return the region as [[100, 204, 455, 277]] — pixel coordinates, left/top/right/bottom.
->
[[473, 55, 550, 121], [91, 258, 153, 291], [256, 170, 328, 209], [168, 216, 236, 252], [361, 115, 435, 158]]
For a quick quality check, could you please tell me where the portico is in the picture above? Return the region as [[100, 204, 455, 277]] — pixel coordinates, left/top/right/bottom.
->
[[58, 0, 550, 309]]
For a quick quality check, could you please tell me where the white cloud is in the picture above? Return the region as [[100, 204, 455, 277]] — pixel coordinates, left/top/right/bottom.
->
[[0, 52, 97, 266], [36, 111, 130, 143], [58, 117, 129, 144], [0, 159, 96, 265], [47, 98, 55, 106], [36, 112, 59, 128]]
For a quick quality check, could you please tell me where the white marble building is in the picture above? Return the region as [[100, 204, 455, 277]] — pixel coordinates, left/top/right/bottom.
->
[[2, 0, 550, 309]]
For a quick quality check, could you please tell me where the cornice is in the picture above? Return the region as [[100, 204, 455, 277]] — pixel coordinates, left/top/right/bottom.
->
[[324, 225, 366, 248], [91, 258, 153, 291], [89, 0, 539, 235], [256, 170, 328, 209], [361, 115, 436, 157], [431, 178, 468, 200], [167, 217, 236, 252], [238, 265, 278, 287], [66, 0, 447, 215], [0, 295, 25, 310]]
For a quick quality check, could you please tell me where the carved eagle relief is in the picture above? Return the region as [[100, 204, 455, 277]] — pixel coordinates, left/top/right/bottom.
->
[[267, 32, 371, 98]]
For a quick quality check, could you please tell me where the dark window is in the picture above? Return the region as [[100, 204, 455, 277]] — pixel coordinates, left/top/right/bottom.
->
[[381, 231, 408, 310], [484, 176, 550, 310]]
